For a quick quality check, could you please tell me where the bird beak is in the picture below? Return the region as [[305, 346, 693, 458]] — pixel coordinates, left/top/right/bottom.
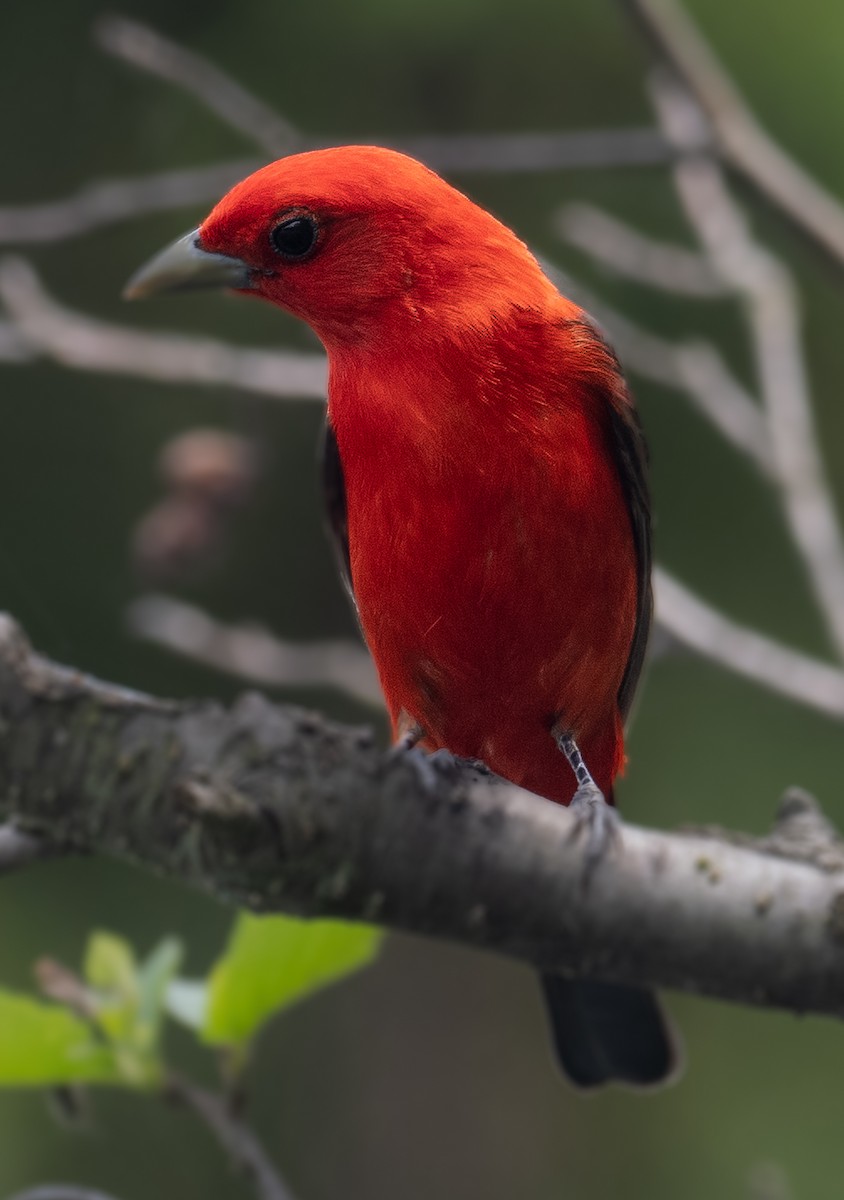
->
[[123, 229, 254, 300]]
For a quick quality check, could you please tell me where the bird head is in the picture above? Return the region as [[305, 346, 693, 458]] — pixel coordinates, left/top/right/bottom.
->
[[125, 146, 555, 350]]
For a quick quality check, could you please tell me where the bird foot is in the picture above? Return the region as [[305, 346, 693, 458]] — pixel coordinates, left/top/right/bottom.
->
[[568, 783, 621, 883], [388, 742, 491, 795]]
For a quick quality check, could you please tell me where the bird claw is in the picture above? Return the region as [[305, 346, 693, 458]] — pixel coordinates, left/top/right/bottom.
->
[[388, 743, 491, 795], [568, 783, 621, 883], [387, 743, 450, 794]]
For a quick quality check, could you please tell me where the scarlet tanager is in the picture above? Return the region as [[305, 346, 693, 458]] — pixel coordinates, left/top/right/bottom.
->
[[127, 146, 676, 1088]]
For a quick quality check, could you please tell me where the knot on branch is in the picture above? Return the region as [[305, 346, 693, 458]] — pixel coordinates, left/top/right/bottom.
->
[[0, 612, 33, 677], [764, 787, 844, 872]]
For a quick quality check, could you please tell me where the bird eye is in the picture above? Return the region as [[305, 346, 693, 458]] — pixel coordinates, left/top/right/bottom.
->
[[269, 215, 318, 261]]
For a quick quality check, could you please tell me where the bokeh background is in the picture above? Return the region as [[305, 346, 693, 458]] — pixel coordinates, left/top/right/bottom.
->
[[2, 0, 844, 1196]]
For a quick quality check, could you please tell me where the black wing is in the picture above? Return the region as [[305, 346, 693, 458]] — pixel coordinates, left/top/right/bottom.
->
[[564, 316, 653, 721], [321, 418, 355, 605], [607, 395, 652, 720]]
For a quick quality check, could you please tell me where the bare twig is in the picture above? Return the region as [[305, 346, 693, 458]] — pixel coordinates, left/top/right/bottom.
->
[[0, 131, 674, 249], [0, 257, 326, 400], [654, 567, 844, 720], [619, 0, 844, 274], [0, 161, 259, 245], [650, 70, 844, 662], [166, 1077, 296, 1200], [127, 594, 381, 708], [128, 583, 844, 726], [95, 14, 673, 176], [4, 610, 844, 1020], [94, 15, 300, 157], [396, 128, 673, 173], [557, 202, 726, 296], [540, 256, 771, 473], [0, 824, 57, 874], [0, 320, 36, 362]]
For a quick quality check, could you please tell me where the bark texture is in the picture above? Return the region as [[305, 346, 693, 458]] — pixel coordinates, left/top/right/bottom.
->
[[3, 612, 844, 1018]]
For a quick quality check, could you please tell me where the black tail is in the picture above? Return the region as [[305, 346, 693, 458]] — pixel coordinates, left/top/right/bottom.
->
[[541, 974, 679, 1089]]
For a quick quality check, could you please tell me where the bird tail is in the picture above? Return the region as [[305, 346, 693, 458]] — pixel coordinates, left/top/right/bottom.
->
[[540, 974, 680, 1089]]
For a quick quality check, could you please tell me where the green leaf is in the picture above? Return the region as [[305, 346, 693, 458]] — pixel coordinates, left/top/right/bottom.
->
[[0, 989, 119, 1086], [136, 937, 183, 1051], [82, 932, 182, 1087], [137, 938, 182, 1034], [84, 932, 138, 996], [83, 932, 139, 1045], [203, 914, 382, 1046]]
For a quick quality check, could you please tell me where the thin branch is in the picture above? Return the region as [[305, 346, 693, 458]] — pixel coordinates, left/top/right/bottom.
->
[[540, 255, 771, 474], [3, 610, 844, 1020], [395, 128, 673, 173], [0, 257, 326, 400], [654, 567, 844, 720], [95, 13, 674, 173], [0, 161, 259, 245], [166, 1077, 296, 1200], [556, 202, 726, 296], [649, 70, 844, 663], [619, 0, 844, 274], [128, 582, 844, 727], [0, 823, 58, 874], [0, 320, 36, 362], [127, 594, 382, 708], [94, 16, 301, 158]]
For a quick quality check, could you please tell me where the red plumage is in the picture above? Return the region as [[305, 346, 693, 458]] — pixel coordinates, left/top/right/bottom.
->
[[131, 146, 674, 1089], [199, 147, 647, 805]]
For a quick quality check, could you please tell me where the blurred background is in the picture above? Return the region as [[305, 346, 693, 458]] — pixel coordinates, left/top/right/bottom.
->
[[2, 0, 844, 1196]]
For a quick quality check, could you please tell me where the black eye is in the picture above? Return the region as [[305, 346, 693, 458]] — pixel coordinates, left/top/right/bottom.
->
[[270, 215, 318, 261]]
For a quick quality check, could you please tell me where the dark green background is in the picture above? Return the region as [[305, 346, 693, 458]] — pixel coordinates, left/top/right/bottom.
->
[[2, 0, 844, 1196]]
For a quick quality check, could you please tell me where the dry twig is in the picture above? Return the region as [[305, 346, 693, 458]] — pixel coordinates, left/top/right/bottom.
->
[[94, 15, 300, 157], [0, 257, 326, 400], [557, 202, 725, 297], [654, 568, 844, 720], [166, 1076, 296, 1200], [127, 594, 381, 708], [0, 824, 58, 874], [619, 0, 844, 273], [649, 70, 844, 663]]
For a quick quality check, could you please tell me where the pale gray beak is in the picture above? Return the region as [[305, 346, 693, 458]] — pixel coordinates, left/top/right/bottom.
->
[[123, 229, 254, 300]]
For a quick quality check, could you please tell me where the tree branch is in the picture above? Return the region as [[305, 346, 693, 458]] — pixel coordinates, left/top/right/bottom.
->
[[653, 567, 844, 721], [3, 611, 844, 1020], [556, 202, 726, 297], [0, 258, 326, 401], [0, 823, 58, 874], [94, 16, 301, 158], [166, 1077, 296, 1200], [0, 161, 259, 246], [619, 0, 844, 274], [648, 69, 844, 664], [127, 594, 381, 707]]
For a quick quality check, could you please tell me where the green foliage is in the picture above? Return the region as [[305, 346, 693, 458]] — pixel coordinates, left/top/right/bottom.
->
[[83, 932, 183, 1086], [0, 989, 120, 1087], [0, 917, 382, 1090], [200, 914, 383, 1046]]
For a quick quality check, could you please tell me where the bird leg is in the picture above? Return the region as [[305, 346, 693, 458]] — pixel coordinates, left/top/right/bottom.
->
[[552, 726, 620, 881]]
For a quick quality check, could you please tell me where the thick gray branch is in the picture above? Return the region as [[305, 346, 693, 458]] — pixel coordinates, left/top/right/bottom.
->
[[2, 612, 844, 1019]]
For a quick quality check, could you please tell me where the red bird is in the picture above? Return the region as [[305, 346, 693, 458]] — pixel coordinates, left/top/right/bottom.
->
[[128, 146, 675, 1088]]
